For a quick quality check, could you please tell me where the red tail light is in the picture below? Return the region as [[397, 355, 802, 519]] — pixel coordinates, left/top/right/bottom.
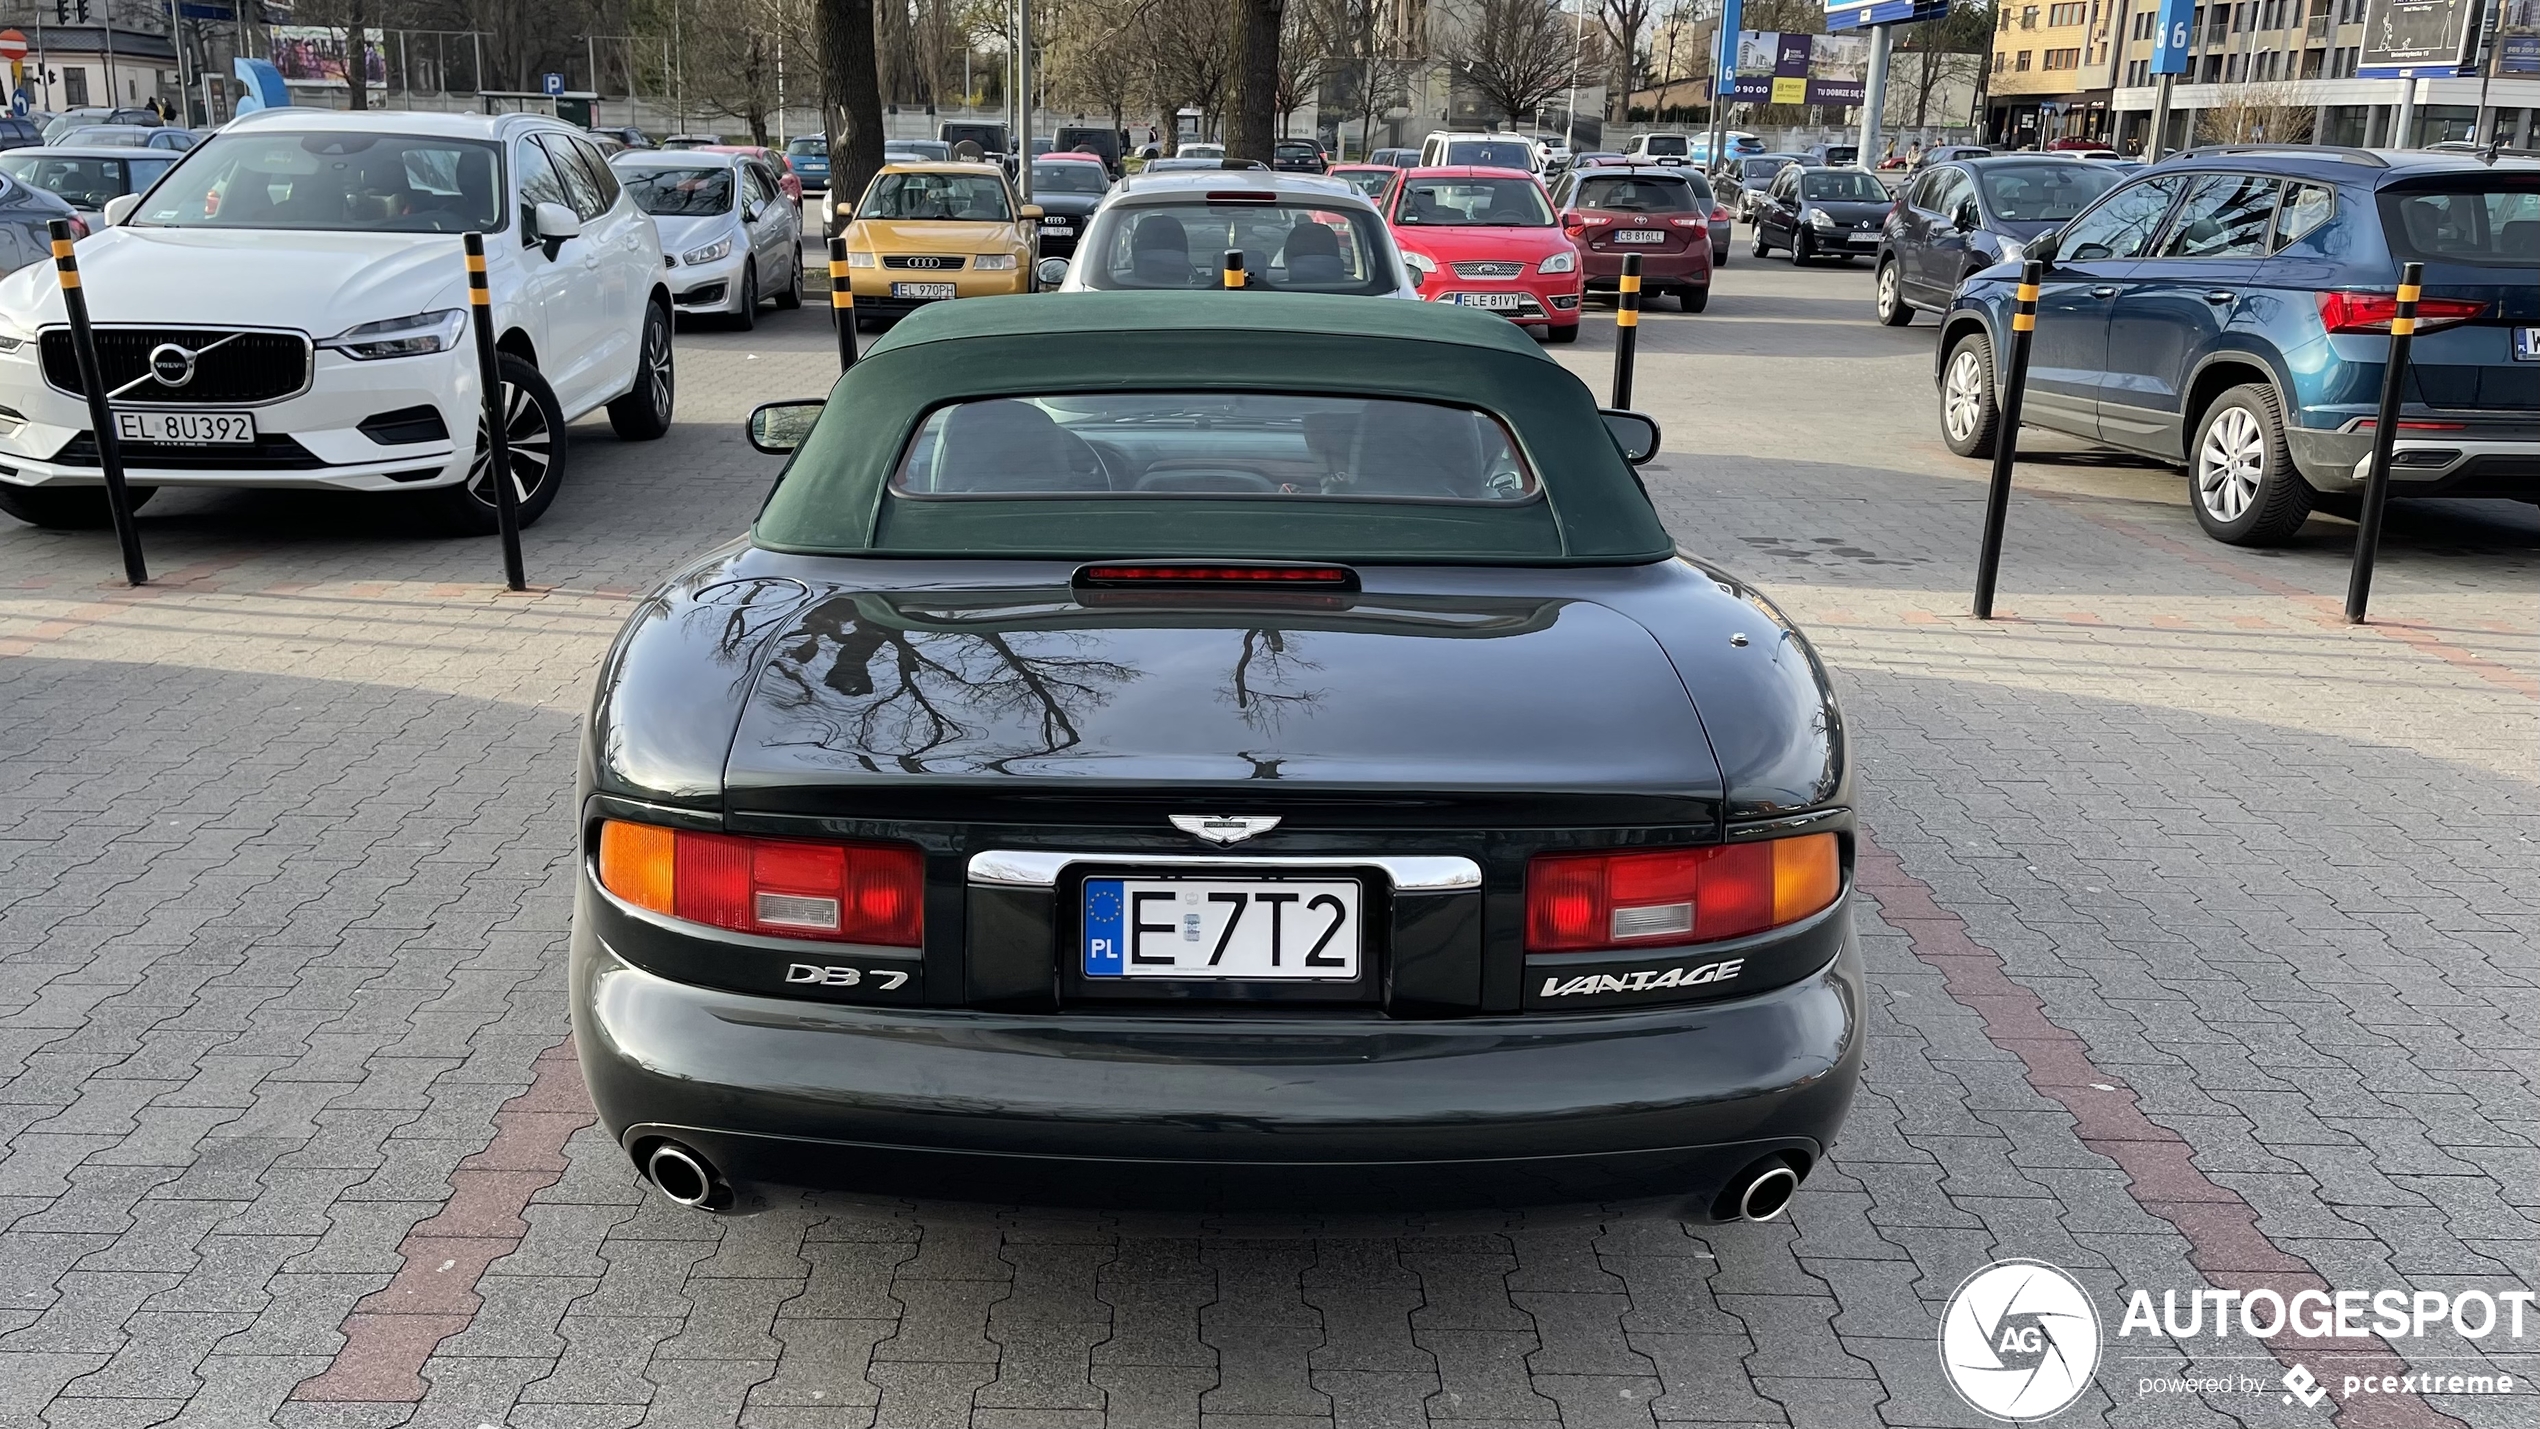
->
[[1525, 834, 1840, 953], [2316, 290, 2487, 335], [1075, 562, 1359, 590], [598, 820, 924, 947], [1670, 216, 1707, 228], [1709, 205, 1730, 222]]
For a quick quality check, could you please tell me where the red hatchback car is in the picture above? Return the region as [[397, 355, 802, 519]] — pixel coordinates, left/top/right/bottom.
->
[[1556, 164, 1714, 312], [1383, 166, 1583, 342]]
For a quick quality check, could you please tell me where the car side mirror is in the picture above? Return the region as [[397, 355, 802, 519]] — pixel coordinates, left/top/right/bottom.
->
[[101, 193, 140, 226], [1035, 255, 1069, 286], [746, 400, 823, 455], [1954, 205, 1979, 233], [532, 200, 582, 255], [1599, 409, 1660, 465], [1407, 266, 1425, 289], [1019, 203, 1044, 220], [2028, 227, 2062, 265]]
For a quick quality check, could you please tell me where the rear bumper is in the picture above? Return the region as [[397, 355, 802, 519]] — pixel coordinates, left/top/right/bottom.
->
[[1583, 249, 1709, 286], [2288, 423, 2540, 497], [571, 912, 1864, 1217]]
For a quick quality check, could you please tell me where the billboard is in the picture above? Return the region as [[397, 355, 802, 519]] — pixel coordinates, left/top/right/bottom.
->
[[1727, 31, 1869, 105], [1826, 0, 1951, 31], [2502, 0, 2540, 72], [2357, 0, 2483, 77], [2148, 0, 2198, 73], [268, 25, 387, 89]]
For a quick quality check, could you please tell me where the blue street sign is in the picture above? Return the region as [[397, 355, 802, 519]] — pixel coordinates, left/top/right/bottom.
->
[[541, 72, 565, 97], [2149, 0, 2197, 73], [1716, 0, 1744, 94], [9, 89, 26, 117], [1826, 0, 1949, 30]]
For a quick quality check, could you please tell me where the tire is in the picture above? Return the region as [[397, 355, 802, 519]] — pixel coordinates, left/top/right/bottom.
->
[[773, 250, 803, 309], [431, 355, 566, 535], [1679, 286, 1708, 313], [1712, 240, 1729, 269], [1875, 259, 1913, 326], [1793, 231, 1816, 265], [607, 300, 676, 441], [1750, 226, 1771, 259], [1543, 322, 1580, 344], [1939, 331, 2000, 459], [2189, 383, 2312, 546], [0, 482, 156, 529], [730, 262, 759, 331]]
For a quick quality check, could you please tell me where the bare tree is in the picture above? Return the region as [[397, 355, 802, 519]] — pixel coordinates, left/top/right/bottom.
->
[[1046, 0, 1145, 134], [1138, 0, 1234, 152], [821, 0, 890, 234], [694, 0, 816, 144], [1231, 0, 1287, 161], [1889, 2, 1989, 130], [1441, 0, 1573, 127], [1597, 0, 1654, 123], [2197, 80, 2314, 143]]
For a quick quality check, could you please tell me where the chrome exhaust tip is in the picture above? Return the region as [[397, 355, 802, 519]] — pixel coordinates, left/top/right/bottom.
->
[[646, 1141, 722, 1210], [1737, 1163, 1800, 1222]]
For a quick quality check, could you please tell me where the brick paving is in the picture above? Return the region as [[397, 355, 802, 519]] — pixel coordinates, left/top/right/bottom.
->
[[1, 250, 2533, 1429]]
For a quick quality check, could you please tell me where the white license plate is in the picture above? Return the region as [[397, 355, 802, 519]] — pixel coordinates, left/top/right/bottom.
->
[[1450, 292, 1524, 310], [1613, 229, 1667, 244], [114, 410, 255, 444], [1041, 220, 1073, 231], [2515, 327, 2540, 362], [1083, 877, 1361, 980], [1847, 233, 1879, 245], [892, 281, 957, 299]]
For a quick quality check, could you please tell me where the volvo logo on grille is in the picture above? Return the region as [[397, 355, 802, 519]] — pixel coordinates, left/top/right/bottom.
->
[[1170, 814, 1280, 845], [147, 343, 197, 388]]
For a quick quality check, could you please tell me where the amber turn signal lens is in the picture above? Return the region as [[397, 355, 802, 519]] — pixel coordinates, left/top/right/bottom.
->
[[598, 820, 676, 917], [1770, 832, 1840, 926]]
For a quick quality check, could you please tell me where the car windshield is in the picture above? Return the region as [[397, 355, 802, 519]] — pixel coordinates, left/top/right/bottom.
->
[[1276, 143, 1319, 157], [621, 165, 733, 216], [893, 394, 1535, 502], [0, 154, 132, 207], [1640, 136, 1689, 155], [1576, 175, 1701, 213], [1085, 203, 1395, 294], [859, 172, 1011, 220], [1032, 162, 1106, 193], [125, 131, 503, 231], [785, 138, 825, 157], [1740, 158, 1791, 180], [81, 127, 152, 147], [1396, 176, 1551, 226], [2380, 178, 2540, 266], [1800, 170, 1887, 202], [1444, 140, 1534, 168], [1333, 169, 1392, 198], [1977, 162, 2122, 222]]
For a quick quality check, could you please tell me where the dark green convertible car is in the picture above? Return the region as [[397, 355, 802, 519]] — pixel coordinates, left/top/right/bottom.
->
[[573, 292, 1860, 1221]]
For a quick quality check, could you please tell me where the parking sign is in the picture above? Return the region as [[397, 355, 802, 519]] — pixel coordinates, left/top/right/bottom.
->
[[2149, 0, 2197, 72], [541, 72, 565, 96]]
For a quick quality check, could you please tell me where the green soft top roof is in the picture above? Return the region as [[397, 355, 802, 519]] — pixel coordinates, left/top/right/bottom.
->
[[752, 291, 1676, 564]]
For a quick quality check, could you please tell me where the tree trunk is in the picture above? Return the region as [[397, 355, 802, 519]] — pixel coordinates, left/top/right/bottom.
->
[[346, 0, 369, 112], [821, 0, 889, 237], [1230, 0, 1284, 162]]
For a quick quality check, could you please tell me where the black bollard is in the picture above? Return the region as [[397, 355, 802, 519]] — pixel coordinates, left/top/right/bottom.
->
[[47, 218, 145, 585], [829, 234, 857, 370], [2345, 260, 2422, 625], [1972, 260, 2043, 621], [1612, 252, 1641, 408], [1222, 249, 1245, 289], [462, 232, 526, 592]]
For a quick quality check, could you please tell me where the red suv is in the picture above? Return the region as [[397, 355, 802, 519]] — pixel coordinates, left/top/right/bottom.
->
[[1383, 166, 1583, 342], [1554, 164, 1715, 312]]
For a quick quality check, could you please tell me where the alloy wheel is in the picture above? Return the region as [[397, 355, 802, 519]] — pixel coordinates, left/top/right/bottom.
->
[[1943, 349, 1985, 442], [468, 380, 555, 509], [1877, 264, 1899, 317], [2197, 406, 2265, 522], [642, 311, 674, 421]]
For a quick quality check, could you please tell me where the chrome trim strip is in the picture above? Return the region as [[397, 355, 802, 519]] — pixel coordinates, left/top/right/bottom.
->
[[1723, 806, 1851, 842], [968, 849, 1483, 892]]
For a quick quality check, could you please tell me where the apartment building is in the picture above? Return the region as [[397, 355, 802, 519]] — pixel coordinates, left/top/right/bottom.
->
[[1986, 0, 2121, 146]]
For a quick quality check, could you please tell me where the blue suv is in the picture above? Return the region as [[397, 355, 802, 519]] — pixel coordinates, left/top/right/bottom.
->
[[1935, 145, 2540, 544]]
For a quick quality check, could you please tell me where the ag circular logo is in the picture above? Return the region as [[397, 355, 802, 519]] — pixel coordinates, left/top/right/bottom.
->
[[147, 342, 196, 387], [1939, 1259, 2101, 1421]]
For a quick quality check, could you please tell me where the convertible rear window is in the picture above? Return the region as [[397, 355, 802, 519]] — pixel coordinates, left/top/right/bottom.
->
[[2380, 177, 2540, 266], [892, 394, 1536, 502]]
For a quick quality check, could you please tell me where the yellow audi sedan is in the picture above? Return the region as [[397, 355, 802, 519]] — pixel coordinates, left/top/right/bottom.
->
[[842, 162, 1041, 327]]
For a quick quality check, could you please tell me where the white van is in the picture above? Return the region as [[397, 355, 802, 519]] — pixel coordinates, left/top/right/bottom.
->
[[1418, 131, 1539, 170]]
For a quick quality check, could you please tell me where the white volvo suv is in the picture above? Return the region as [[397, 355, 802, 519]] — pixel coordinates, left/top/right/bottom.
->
[[0, 109, 675, 532]]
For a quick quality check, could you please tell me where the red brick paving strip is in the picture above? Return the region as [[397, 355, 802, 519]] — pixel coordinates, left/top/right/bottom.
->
[[1856, 831, 2464, 1429], [292, 1037, 597, 1403]]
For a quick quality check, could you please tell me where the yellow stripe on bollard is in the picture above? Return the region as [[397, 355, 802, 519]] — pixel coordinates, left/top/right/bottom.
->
[[468, 286, 489, 305], [2012, 312, 2035, 332], [2015, 283, 2039, 303], [1617, 308, 1638, 328], [50, 239, 72, 260], [1620, 275, 1642, 294], [2396, 284, 2421, 304], [2390, 317, 2415, 336]]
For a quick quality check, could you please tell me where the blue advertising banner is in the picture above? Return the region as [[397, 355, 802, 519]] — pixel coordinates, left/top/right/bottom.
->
[[1715, 0, 1744, 94], [2149, 0, 2198, 73], [1728, 30, 1870, 105], [1826, 0, 1950, 29]]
